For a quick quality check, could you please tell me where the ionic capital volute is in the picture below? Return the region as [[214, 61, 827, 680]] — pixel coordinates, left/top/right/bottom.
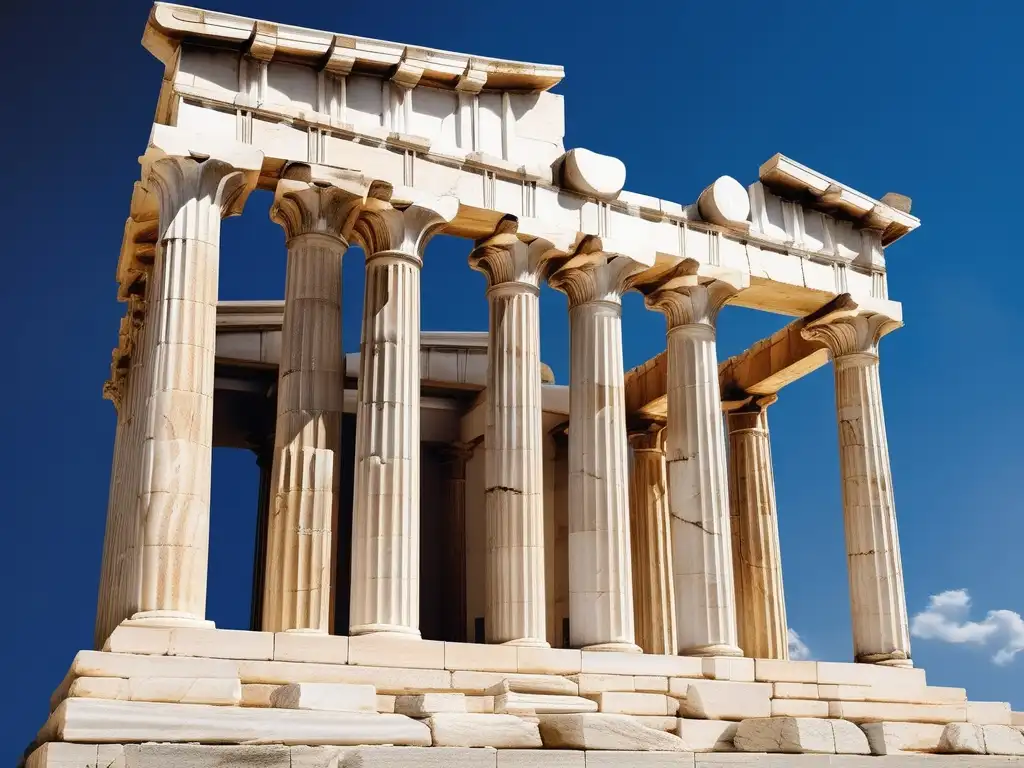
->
[[352, 192, 459, 264], [641, 259, 748, 331], [548, 236, 647, 308], [140, 126, 264, 240], [800, 309, 901, 361], [469, 215, 568, 292], [270, 163, 393, 245]]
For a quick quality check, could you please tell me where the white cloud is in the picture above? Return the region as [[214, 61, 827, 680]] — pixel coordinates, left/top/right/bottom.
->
[[910, 589, 1024, 666], [788, 628, 812, 660]]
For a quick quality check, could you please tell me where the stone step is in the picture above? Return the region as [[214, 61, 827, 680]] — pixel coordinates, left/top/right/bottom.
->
[[38, 698, 431, 746]]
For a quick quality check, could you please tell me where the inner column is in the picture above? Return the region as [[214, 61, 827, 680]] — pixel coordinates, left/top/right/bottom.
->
[[470, 226, 554, 647], [645, 265, 744, 657], [262, 165, 377, 633], [550, 254, 642, 653], [348, 197, 457, 638]]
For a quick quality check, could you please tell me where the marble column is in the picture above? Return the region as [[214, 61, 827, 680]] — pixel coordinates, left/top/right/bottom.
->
[[263, 166, 379, 634], [96, 295, 149, 647], [128, 131, 262, 628], [802, 311, 912, 667], [470, 227, 556, 647], [348, 196, 457, 637], [727, 396, 789, 660], [550, 254, 643, 652], [645, 267, 744, 657], [628, 425, 678, 655]]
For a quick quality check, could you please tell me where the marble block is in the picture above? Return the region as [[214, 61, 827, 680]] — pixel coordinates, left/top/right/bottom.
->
[[271, 683, 377, 712], [237, 661, 451, 693], [274, 633, 349, 664], [480, 675, 578, 696], [580, 652, 702, 678], [969, 701, 1013, 725], [754, 660, 817, 684], [588, 692, 678, 716], [466, 696, 495, 714], [633, 676, 670, 693], [861, 721, 945, 755], [734, 717, 836, 754], [516, 648, 582, 676], [771, 699, 830, 718], [67, 676, 240, 706], [395, 693, 467, 717], [376, 695, 396, 714], [538, 713, 688, 751], [828, 700, 966, 724], [831, 720, 871, 754], [567, 674, 634, 694], [702, 658, 755, 683], [494, 692, 596, 715], [495, 750, 585, 767], [939, 723, 986, 754], [241, 684, 277, 708], [773, 683, 819, 700], [446, 643, 519, 673], [983, 725, 1024, 756], [676, 680, 772, 721], [426, 713, 542, 748], [38, 698, 431, 746], [348, 636, 445, 670], [675, 719, 738, 752], [343, 746, 497, 767]]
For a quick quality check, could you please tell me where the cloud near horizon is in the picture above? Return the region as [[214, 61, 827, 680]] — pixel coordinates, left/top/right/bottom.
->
[[788, 628, 812, 660], [911, 589, 1024, 666]]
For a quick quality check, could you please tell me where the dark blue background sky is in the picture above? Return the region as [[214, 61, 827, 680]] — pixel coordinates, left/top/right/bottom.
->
[[3, 0, 1022, 758]]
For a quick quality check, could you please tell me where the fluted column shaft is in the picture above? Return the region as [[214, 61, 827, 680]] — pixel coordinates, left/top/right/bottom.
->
[[263, 168, 374, 633], [130, 143, 260, 627], [551, 256, 642, 652], [349, 198, 456, 637], [727, 398, 789, 660], [470, 231, 554, 647], [96, 297, 149, 646], [803, 312, 911, 667], [628, 427, 678, 655], [646, 270, 744, 657]]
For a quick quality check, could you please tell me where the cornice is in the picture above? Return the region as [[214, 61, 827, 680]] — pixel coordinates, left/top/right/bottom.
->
[[144, 3, 564, 93]]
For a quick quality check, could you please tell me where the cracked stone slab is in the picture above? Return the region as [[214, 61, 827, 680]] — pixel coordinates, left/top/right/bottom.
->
[[538, 713, 688, 751]]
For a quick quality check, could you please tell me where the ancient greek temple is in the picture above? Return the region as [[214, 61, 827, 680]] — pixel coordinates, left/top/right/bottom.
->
[[25, 4, 1024, 767]]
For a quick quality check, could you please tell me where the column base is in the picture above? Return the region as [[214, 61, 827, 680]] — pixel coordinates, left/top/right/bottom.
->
[[124, 612, 215, 630], [582, 641, 643, 653], [679, 643, 743, 658], [500, 638, 550, 648], [348, 623, 421, 639], [857, 651, 913, 668]]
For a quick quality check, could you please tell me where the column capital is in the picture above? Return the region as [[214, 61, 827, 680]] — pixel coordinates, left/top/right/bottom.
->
[[641, 259, 747, 330], [801, 310, 901, 360], [469, 215, 568, 292], [270, 163, 393, 245], [352, 193, 458, 264], [726, 394, 778, 432], [548, 246, 645, 308], [628, 422, 665, 452], [141, 126, 264, 239]]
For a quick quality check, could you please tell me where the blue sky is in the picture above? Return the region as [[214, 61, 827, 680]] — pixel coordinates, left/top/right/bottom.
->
[[2, 0, 1022, 759]]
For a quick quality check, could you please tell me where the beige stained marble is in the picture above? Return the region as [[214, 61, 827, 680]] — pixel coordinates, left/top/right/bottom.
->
[[643, 262, 746, 657], [627, 426, 678, 656], [469, 223, 563, 647], [549, 254, 644, 653], [348, 196, 458, 638], [263, 165, 385, 634], [126, 127, 262, 629], [802, 310, 912, 667], [726, 396, 789, 660]]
